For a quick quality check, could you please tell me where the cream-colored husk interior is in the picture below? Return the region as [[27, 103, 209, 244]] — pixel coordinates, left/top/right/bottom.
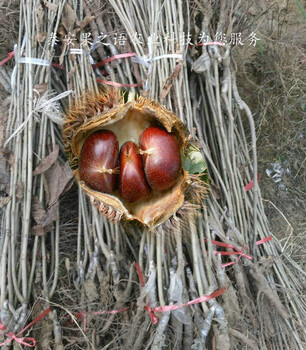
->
[[71, 99, 190, 228]]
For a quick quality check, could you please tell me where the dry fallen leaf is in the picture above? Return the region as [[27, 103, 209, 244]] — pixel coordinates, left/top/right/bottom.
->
[[46, 161, 74, 206], [68, 65, 77, 79], [31, 223, 54, 236], [161, 64, 182, 100], [0, 149, 10, 186], [80, 16, 95, 30], [8, 153, 14, 167], [16, 182, 24, 201], [33, 145, 59, 176], [42, 175, 50, 205], [44, 1, 58, 12], [35, 3, 45, 43], [33, 83, 48, 97], [32, 196, 47, 223], [31, 197, 59, 236], [46, 162, 62, 205], [0, 196, 11, 208], [210, 181, 221, 200], [59, 42, 68, 66], [58, 3, 79, 65], [35, 32, 47, 43], [61, 3, 77, 32], [35, 3, 44, 28], [56, 162, 74, 199], [57, 24, 69, 66], [0, 114, 6, 147], [44, 203, 59, 224], [83, 279, 99, 301]]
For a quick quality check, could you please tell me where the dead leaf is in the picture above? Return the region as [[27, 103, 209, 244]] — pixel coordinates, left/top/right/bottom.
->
[[57, 23, 71, 65], [43, 175, 50, 205], [46, 161, 74, 206], [83, 279, 99, 301], [35, 3, 44, 28], [59, 44, 67, 66], [44, 1, 58, 12], [58, 23, 66, 37], [32, 196, 47, 224], [210, 181, 221, 200], [0, 114, 6, 147], [46, 162, 62, 205], [35, 32, 47, 43], [33, 83, 48, 97], [207, 214, 224, 235], [31, 223, 53, 236], [56, 162, 74, 200], [161, 64, 182, 100], [68, 65, 77, 79], [35, 3, 45, 43], [61, 3, 77, 32], [0, 149, 10, 185], [31, 198, 59, 236], [16, 182, 24, 201], [8, 153, 14, 167], [0, 196, 11, 208], [80, 16, 95, 30], [63, 175, 74, 193], [44, 203, 59, 225], [33, 145, 59, 176]]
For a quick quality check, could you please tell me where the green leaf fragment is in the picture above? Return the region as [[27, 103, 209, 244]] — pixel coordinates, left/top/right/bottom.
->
[[182, 145, 206, 175]]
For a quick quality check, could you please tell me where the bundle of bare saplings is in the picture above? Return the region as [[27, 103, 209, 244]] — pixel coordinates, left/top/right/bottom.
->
[[0, 1, 305, 349]]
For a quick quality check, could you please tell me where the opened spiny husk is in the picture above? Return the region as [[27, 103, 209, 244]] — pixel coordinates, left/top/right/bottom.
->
[[63, 89, 206, 228]]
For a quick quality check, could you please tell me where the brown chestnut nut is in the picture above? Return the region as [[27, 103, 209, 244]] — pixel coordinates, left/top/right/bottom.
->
[[119, 141, 151, 202], [79, 130, 119, 194], [139, 126, 182, 191]]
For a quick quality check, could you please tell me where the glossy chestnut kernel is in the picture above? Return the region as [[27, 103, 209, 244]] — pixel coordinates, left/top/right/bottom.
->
[[119, 141, 151, 203], [139, 126, 182, 191], [79, 130, 119, 194]]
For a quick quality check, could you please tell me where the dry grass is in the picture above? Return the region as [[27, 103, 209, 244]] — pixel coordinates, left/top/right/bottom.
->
[[233, 0, 306, 268]]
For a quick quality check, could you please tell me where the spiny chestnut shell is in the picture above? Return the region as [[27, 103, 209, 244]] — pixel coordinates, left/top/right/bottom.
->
[[139, 126, 182, 191], [79, 130, 119, 194], [119, 141, 151, 203], [63, 89, 202, 228]]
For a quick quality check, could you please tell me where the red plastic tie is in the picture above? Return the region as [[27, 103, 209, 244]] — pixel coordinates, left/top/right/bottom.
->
[[135, 262, 159, 323], [152, 287, 226, 313], [245, 173, 260, 192], [0, 51, 14, 67], [134, 262, 226, 324], [134, 262, 145, 287], [51, 62, 65, 70], [93, 53, 137, 69], [0, 307, 51, 347], [0, 332, 35, 347], [144, 303, 159, 324], [211, 236, 272, 268], [256, 236, 272, 245]]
